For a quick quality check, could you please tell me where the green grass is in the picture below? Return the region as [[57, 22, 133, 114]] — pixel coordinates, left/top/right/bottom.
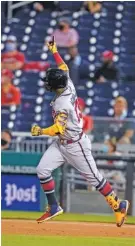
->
[[2, 235, 135, 246], [2, 212, 135, 246], [1, 210, 135, 224]]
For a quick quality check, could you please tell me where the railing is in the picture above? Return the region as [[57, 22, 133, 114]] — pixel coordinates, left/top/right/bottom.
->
[[11, 138, 54, 153], [10, 135, 135, 155], [7, 1, 33, 21], [9, 116, 135, 153], [11, 130, 54, 153], [67, 168, 126, 192]]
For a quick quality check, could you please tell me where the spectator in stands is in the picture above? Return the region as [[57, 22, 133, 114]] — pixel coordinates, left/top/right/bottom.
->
[[1, 69, 21, 106], [84, 1, 102, 14], [78, 97, 94, 134], [94, 50, 118, 83], [1, 35, 25, 71], [102, 139, 117, 154], [2, 35, 49, 72], [53, 18, 79, 48], [107, 97, 135, 144], [33, 2, 45, 11], [1, 129, 12, 150], [33, 1, 56, 11], [67, 46, 81, 85]]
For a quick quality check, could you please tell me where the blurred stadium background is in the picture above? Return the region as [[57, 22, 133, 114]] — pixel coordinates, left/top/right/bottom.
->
[[1, 1, 135, 216]]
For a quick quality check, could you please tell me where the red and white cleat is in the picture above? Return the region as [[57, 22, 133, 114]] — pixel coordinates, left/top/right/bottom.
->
[[37, 205, 63, 223]]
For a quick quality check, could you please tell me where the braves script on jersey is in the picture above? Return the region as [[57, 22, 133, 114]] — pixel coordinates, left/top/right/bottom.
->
[[51, 73, 83, 140]]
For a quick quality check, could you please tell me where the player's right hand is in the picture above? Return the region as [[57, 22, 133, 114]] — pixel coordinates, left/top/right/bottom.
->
[[31, 125, 42, 136], [46, 36, 57, 54]]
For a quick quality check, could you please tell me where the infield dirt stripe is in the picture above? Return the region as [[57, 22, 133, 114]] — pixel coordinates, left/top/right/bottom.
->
[[2, 219, 135, 237], [2, 219, 135, 228]]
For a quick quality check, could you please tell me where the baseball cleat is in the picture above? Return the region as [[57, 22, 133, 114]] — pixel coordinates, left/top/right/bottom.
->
[[106, 194, 130, 227], [37, 205, 63, 223], [114, 200, 130, 227]]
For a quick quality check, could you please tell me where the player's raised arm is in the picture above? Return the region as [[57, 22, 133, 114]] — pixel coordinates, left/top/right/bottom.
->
[[46, 36, 69, 72]]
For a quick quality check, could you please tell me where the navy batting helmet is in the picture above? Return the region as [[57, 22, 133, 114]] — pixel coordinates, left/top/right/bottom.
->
[[43, 68, 68, 91]]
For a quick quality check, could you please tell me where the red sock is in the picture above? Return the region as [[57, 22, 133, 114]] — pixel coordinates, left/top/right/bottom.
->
[[41, 179, 55, 191], [99, 181, 113, 197], [40, 176, 57, 205]]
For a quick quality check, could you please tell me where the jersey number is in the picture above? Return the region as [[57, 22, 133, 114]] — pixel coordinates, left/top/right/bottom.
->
[[75, 99, 82, 123]]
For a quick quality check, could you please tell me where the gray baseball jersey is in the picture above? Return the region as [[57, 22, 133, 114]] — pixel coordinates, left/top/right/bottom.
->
[[37, 73, 104, 190], [51, 74, 83, 140]]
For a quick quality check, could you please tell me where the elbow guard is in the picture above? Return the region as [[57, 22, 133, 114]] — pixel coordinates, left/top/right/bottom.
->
[[55, 112, 68, 135], [42, 112, 68, 136]]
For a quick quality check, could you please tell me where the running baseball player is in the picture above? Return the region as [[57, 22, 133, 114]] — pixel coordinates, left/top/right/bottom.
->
[[31, 38, 129, 227]]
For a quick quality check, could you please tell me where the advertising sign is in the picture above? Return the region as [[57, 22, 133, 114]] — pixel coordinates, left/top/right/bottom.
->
[[1, 174, 40, 211]]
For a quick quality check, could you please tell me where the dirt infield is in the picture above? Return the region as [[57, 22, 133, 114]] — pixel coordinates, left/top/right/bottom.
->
[[2, 219, 135, 237]]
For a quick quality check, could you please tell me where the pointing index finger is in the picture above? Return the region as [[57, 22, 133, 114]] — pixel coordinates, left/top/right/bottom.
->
[[52, 36, 55, 44]]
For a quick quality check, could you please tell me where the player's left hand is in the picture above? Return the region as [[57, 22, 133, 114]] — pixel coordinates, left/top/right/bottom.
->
[[31, 125, 42, 136]]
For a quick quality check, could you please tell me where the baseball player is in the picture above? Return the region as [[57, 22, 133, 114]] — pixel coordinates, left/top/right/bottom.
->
[[31, 38, 129, 226]]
